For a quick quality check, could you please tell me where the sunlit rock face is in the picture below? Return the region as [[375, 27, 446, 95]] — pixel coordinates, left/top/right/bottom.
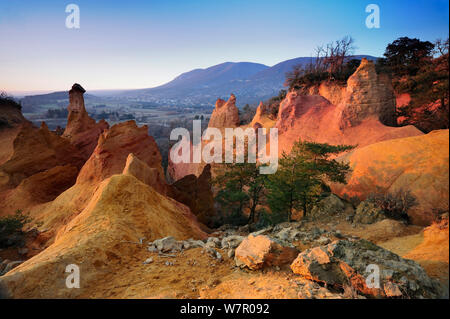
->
[[332, 129, 449, 226], [274, 90, 421, 156], [208, 93, 240, 129], [339, 58, 397, 128], [0, 173, 206, 298], [0, 118, 206, 298], [76, 120, 163, 185], [63, 83, 109, 160], [0, 121, 85, 210]]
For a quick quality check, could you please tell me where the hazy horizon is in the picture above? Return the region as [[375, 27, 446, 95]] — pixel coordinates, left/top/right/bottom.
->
[[1, 0, 448, 93]]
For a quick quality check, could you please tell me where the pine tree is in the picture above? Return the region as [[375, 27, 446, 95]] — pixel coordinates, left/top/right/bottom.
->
[[266, 140, 354, 222], [213, 162, 267, 225]]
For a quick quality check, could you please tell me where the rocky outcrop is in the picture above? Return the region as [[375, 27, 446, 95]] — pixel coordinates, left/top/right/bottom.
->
[[63, 83, 109, 160], [0, 117, 207, 299], [275, 91, 422, 156], [234, 234, 298, 270], [309, 194, 345, 220], [0, 97, 27, 129], [403, 217, 449, 270], [122, 153, 168, 195], [77, 120, 163, 185], [332, 130, 449, 225], [0, 122, 84, 195], [208, 94, 240, 129], [18, 120, 166, 240], [166, 140, 198, 182], [290, 239, 443, 298], [0, 173, 207, 298], [168, 94, 240, 181], [339, 58, 397, 128], [354, 200, 387, 224], [274, 58, 422, 156], [168, 164, 215, 227], [0, 165, 78, 215], [0, 96, 86, 215]]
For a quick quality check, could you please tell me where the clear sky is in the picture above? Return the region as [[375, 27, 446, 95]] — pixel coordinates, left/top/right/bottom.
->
[[0, 0, 448, 93]]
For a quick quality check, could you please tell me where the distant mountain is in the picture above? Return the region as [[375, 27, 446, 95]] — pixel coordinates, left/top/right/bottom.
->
[[21, 56, 379, 110], [120, 55, 378, 106], [157, 62, 269, 90]]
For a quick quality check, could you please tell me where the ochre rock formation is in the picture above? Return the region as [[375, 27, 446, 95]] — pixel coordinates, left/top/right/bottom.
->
[[275, 90, 422, 155], [275, 58, 422, 155], [0, 97, 85, 215], [339, 58, 397, 128], [168, 164, 215, 228], [250, 101, 276, 129], [63, 83, 109, 160], [0, 118, 207, 298], [122, 153, 169, 195], [403, 218, 449, 269], [0, 122, 84, 196], [76, 120, 163, 185], [208, 94, 240, 129], [0, 173, 207, 298], [168, 94, 240, 181], [27, 121, 165, 237], [332, 130, 449, 225], [169, 59, 423, 181], [0, 165, 78, 215], [166, 140, 198, 182]]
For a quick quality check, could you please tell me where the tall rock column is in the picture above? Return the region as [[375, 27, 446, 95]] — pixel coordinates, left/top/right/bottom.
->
[[63, 83, 109, 160], [339, 58, 397, 128], [208, 93, 240, 129]]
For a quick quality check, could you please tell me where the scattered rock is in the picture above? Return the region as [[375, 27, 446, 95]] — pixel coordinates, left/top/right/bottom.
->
[[250, 227, 272, 237], [203, 247, 223, 261], [354, 201, 386, 224], [316, 236, 331, 245], [151, 236, 183, 253], [234, 235, 298, 270], [383, 281, 402, 297], [291, 239, 443, 298], [221, 235, 245, 250], [143, 257, 153, 265], [206, 237, 220, 248], [309, 194, 345, 220]]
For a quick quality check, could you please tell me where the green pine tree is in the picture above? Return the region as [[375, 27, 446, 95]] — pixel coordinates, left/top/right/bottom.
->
[[266, 140, 354, 222]]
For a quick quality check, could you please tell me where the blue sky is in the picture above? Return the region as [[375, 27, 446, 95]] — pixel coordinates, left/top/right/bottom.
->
[[0, 0, 448, 92]]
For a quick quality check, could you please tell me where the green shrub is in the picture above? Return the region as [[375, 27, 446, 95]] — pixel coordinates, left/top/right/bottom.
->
[[366, 189, 417, 222], [0, 210, 31, 248]]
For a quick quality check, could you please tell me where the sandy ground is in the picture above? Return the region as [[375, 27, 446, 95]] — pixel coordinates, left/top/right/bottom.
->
[[2, 216, 448, 299]]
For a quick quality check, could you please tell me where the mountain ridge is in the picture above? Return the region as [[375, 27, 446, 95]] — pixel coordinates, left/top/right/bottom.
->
[[19, 55, 379, 108], [120, 55, 378, 106]]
